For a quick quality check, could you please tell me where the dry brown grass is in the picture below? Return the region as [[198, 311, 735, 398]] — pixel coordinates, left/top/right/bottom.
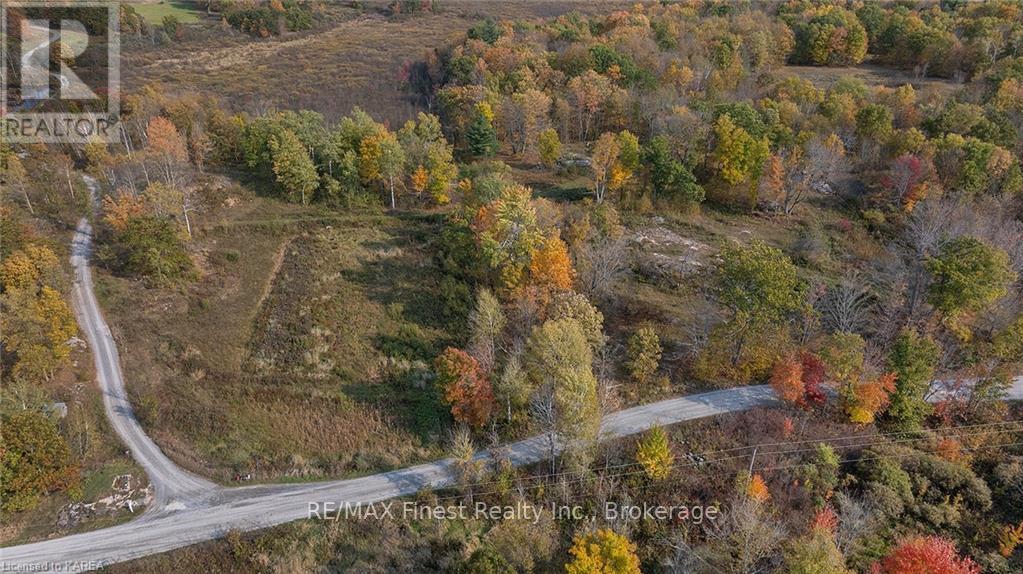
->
[[123, 1, 633, 125], [97, 184, 461, 482]]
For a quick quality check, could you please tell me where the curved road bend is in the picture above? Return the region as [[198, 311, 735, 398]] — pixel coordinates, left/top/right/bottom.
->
[[71, 176, 217, 508], [1, 176, 1019, 571]]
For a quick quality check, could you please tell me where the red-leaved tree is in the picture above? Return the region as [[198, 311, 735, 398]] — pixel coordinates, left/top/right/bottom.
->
[[434, 347, 494, 427], [874, 536, 980, 574], [770, 352, 827, 408], [800, 352, 826, 406]]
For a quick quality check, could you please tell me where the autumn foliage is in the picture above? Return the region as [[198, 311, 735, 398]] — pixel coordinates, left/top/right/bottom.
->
[[528, 232, 575, 293], [770, 354, 805, 404], [102, 192, 146, 232], [874, 536, 980, 574], [747, 473, 771, 503], [635, 426, 673, 480], [845, 372, 898, 425], [811, 506, 839, 534], [434, 347, 494, 427], [565, 529, 641, 574], [770, 352, 826, 408]]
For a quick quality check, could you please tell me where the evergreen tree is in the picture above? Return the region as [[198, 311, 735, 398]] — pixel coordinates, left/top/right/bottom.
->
[[467, 112, 498, 158]]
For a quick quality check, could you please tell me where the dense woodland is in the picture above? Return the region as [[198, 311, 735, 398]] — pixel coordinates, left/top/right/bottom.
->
[[2, 1, 1023, 572]]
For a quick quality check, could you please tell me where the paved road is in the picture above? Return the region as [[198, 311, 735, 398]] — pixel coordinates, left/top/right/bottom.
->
[[1, 176, 1019, 571]]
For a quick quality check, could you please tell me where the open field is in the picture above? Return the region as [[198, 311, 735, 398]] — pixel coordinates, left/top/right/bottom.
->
[[123, 1, 632, 125], [784, 63, 959, 99], [129, 1, 203, 24], [95, 185, 463, 482]]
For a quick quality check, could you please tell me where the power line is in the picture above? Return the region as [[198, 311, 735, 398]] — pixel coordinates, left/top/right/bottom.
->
[[424, 437, 1023, 523], [429, 421, 1022, 503], [434, 419, 1023, 495]]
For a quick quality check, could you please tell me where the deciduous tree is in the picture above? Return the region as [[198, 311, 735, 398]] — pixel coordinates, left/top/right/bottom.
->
[[147, 116, 188, 186], [591, 132, 620, 203], [435, 347, 495, 428], [528, 232, 575, 293], [525, 318, 600, 469], [0, 410, 80, 512], [644, 135, 704, 204], [1, 286, 78, 381], [467, 288, 505, 374], [876, 536, 980, 574], [538, 128, 561, 168], [626, 326, 661, 385], [270, 129, 318, 205], [783, 528, 851, 574], [717, 240, 805, 365], [565, 529, 641, 574], [712, 114, 770, 189], [926, 236, 1015, 332]]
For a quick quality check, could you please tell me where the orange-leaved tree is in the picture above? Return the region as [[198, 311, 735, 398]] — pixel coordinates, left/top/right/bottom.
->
[[147, 116, 188, 185], [770, 354, 805, 405], [434, 347, 494, 427], [528, 231, 575, 293], [846, 372, 897, 424]]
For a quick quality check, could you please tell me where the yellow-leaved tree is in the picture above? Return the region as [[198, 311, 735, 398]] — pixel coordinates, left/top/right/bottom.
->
[[565, 529, 641, 574], [636, 426, 673, 480]]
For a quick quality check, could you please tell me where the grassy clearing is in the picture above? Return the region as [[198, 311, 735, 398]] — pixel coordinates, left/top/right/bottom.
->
[[784, 63, 957, 98], [123, 1, 632, 125], [130, 1, 202, 24], [98, 185, 463, 482]]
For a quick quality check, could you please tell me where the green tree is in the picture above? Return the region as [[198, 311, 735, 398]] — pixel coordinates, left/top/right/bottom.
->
[[643, 136, 704, 204], [538, 128, 561, 168], [377, 133, 406, 209], [547, 291, 606, 352], [926, 236, 1015, 325], [626, 326, 661, 385], [717, 240, 805, 364], [783, 529, 851, 574], [799, 444, 840, 507], [855, 104, 893, 141], [858, 445, 991, 530], [494, 353, 531, 426], [467, 111, 499, 158], [0, 410, 80, 512], [467, 288, 505, 372], [474, 185, 543, 291], [458, 545, 514, 574], [525, 318, 600, 470], [107, 215, 193, 283], [636, 426, 673, 480], [791, 8, 868, 66], [883, 329, 939, 432], [269, 129, 318, 205], [616, 130, 641, 173], [398, 112, 457, 204]]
